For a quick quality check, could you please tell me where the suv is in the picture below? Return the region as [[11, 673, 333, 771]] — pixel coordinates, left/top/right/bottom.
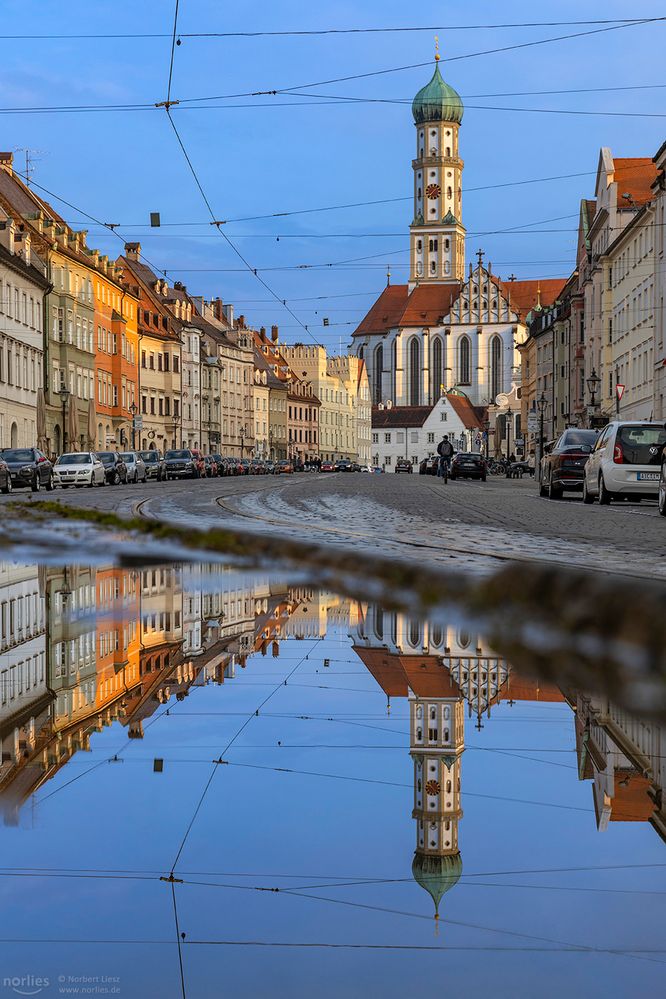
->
[[139, 450, 166, 481], [583, 421, 666, 504], [395, 458, 413, 474], [0, 448, 54, 492], [164, 449, 200, 479]]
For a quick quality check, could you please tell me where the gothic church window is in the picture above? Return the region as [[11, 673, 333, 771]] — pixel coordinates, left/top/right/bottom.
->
[[408, 338, 421, 406], [457, 336, 471, 385], [373, 344, 383, 405], [432, 337, 443, 401], [490, 335, 503, 400]]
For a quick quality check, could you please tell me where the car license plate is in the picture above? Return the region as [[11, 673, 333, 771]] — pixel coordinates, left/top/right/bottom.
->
[[637, 472, 659, 481]]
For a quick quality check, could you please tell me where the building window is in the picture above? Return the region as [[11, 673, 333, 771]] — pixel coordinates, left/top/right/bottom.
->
[[408, 337, 421, 406], [384, 433, 391, 443], [490, 335, 503, 400], [457, 335, 471, 385], [432, 337, 443, 401], [373, 344, 383, 404], [372, 433, 379, 444]]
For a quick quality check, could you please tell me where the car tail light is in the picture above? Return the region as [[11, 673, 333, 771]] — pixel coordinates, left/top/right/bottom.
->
[[613, 444, 624, 464]]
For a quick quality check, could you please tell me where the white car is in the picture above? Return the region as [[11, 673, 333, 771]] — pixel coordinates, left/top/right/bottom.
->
[[582, 421, 666, 505], [119, 451, 147, 484], [54, 452, 106, 488]]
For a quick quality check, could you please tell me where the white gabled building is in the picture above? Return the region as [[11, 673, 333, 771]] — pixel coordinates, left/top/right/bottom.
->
[[370, 392, 485, 470]]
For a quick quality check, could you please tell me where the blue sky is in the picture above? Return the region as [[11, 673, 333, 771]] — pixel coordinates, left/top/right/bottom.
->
[[2, 0, 666, 350]]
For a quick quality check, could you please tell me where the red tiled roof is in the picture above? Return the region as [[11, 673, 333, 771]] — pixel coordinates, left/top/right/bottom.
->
[[610, 771, 655, 822], [446, 394, 486, 430], [353, 649, 461, 699], [353, 283, 461, 336], [372, 405, 432, 428], [614, 158, 658, 208], [498, 278, 567, 319]]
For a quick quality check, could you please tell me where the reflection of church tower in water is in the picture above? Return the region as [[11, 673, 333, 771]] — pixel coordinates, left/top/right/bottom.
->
[[410, 680, 464, 919]]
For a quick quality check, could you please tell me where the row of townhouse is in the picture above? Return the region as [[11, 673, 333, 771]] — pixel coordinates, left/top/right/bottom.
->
[[520, 144, 666, 455], [0, 153, 370, 461]]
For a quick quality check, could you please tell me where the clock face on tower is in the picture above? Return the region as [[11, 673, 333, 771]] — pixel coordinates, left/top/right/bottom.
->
[[425, 183, 441, 200]]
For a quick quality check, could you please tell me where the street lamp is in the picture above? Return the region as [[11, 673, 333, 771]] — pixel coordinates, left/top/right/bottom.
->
[[506, 406, 513, 459], [239, 424, 246, 459], [483, 419, 490, 459], [129, 402, 137, 449], [536, 391, 547, 470], [586, 368, 601, 409], [268, 428, 274, 460], [58, 385, 71, 455]]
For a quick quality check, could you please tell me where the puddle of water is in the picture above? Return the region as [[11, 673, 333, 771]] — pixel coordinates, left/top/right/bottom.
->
[[0, 559, 664, 998]]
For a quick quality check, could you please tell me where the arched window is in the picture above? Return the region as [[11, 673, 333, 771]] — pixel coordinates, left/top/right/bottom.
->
[[391, 339, 397, 400], [375, 609, 384, 641], [408, 337, 421, 406], [458, 336, 471, 385], [432, 337, 443, 402], [373, 344, 383, 404], [409, 619, 420, 647], [490, 335, 503, 400]]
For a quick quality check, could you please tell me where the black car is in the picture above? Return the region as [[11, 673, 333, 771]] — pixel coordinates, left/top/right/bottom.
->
[[0, 456, 12, 494], [539, 429, 598, 499], [419, 456, 439, 476], [97, 451, 128, 485], [0, 448, 54, 491], [164, 449, 200, 479], [395, 458, 413, 474], [337, 460, 354, 473], [139, 450, 166, 481], [450, 452, 487, 481]]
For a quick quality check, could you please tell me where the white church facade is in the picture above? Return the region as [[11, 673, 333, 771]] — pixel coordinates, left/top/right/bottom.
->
[[351, 56, 566, 443]]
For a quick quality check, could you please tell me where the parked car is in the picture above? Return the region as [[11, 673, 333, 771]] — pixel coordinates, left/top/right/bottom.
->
[[320, 461, 336, 472], [264, 460, 276, 475], [372, 466, 385, 474], [337, 460, 354, 473], [164, 449, 200, 480], [539, 429, 598, 499], [395, 458, 413, 474], [250, 459, 266, 475], [238, 459, 251, 475], [210, 454, 225, 475], [120, 451, 147, 484], [450, 452, 487, 481], [359, 464, 373, 473], [583, 421, 666, 505], [139, 450, 166, 481], [275, 459, 294, 474], [0, 447, 54, 492], [203, 455, 219, 477], [419, 455, 439, 476], [97, 451, 128, 485], [0, 456, 12, 494], [54, 452, 106, 488]]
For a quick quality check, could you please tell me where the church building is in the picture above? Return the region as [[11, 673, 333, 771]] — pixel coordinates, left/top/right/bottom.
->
[[351, 54, 566, 449]]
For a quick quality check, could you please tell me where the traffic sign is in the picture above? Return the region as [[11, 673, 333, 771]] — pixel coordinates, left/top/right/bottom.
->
[[133, 416, 143, 430], [527, 415, 538, 433], [616, 383, 625, 402]]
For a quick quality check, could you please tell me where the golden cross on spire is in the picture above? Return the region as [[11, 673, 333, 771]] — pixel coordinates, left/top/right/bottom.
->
[[435, 35, 440, 61]]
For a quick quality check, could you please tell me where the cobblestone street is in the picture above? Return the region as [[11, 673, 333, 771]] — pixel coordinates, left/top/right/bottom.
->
[[8, 472, 661, 579]]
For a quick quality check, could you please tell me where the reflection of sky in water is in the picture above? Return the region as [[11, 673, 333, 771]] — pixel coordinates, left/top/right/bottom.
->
[[0, 561, 664, 998]]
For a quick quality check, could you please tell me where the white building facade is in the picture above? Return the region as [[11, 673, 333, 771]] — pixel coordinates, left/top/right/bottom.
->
[[371, 394, 484, 470], [0, 213, 50, 448]]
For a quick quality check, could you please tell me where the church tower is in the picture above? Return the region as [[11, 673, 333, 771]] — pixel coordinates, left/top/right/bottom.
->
[[410, 688, 464, 919], [409, 51, 465, 289]]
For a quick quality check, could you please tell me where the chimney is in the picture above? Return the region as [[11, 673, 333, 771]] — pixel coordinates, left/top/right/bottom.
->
[[271, 324, 279, 343], [237, 314, 246, 329], [0, 152, 13, 175], [211, 296, 223, 321], [125, 241, 141, 261], [223, 303, 234, 327], [22, 231, 31, 266], [260, 326, 266, 339]]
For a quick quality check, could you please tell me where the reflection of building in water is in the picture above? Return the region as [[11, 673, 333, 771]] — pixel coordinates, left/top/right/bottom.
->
[[570, 691, 666, 841], [0, 564, 49, 814], [283, 590, 357, 639]]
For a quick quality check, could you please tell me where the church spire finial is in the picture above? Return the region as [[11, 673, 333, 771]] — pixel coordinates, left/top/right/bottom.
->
[[386, 265, 391, 287], [435, 35, 440, 61]]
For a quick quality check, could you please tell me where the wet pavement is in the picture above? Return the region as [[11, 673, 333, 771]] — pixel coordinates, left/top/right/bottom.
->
[[1, 556, 665, 998]]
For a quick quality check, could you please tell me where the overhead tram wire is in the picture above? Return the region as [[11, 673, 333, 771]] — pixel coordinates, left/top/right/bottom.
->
[[162, 109, 324, 347], [1, 18, 665, 41]]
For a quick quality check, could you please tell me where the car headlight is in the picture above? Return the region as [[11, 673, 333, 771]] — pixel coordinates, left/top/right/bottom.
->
[[20, 465, 32, 474]]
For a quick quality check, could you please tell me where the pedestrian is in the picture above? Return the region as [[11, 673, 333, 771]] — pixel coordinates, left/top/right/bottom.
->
[[527, 450, 536, 477], [436, 435, 454, 478]]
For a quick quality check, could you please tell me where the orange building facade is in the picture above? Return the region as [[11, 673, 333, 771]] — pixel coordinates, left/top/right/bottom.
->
[[93, 259, 140, 450]]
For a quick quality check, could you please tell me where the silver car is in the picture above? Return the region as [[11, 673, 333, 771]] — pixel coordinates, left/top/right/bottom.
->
[[54, 452, 106, 488], [120, 451, 147, 484]]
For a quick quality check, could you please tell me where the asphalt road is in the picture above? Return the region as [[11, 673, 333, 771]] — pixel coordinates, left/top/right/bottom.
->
[[3, 470, 663, 579]]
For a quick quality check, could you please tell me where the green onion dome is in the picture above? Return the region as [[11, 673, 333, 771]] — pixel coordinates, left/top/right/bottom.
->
[[412, 852, 463, 916], [412, 63, 464, 125]]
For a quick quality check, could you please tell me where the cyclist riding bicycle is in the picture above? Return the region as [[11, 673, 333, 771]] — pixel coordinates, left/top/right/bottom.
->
[[436, 435, 454, 478]]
